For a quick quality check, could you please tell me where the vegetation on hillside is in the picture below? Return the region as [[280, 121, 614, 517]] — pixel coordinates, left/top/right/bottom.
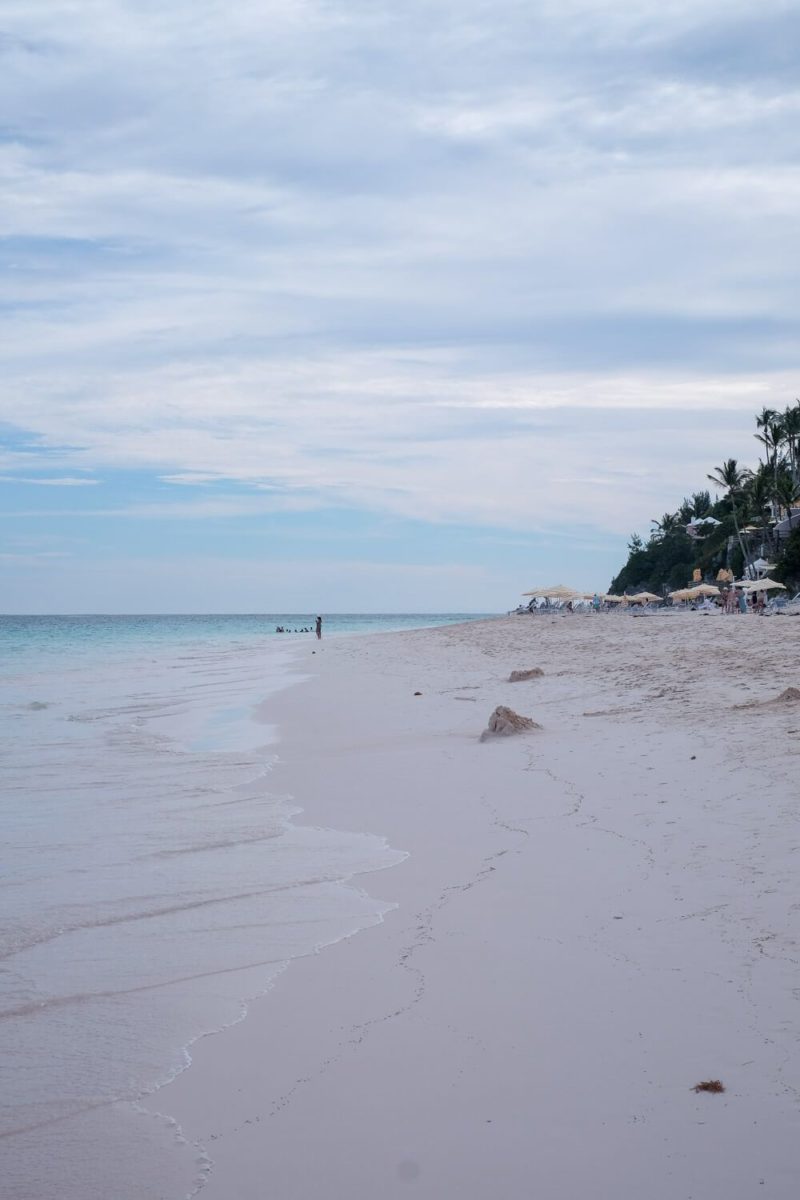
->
[[609, 401, 800, 595]]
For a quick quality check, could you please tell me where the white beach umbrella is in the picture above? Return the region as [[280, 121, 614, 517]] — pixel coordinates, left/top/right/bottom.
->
[[693, 583, 721, 596], [522, 584, 582, 599], [739, 578, 786, 591]]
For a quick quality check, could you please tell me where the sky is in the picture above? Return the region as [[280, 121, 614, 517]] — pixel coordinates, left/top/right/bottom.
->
[[2, 0, 799, 612]]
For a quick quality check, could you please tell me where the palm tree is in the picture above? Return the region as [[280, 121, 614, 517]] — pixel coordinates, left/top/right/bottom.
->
[[677, 497, 695, 524], [782, 401, 800, 483], [755, 406, 778, 439], [773, 471, 800, 528], [746, 467, 774, 558], [756, 406, 778, 424], [651, 512, 680, 540], [708, 459, 751, 569], [755, 415, 785, 488], [691, 490, 712, 518]]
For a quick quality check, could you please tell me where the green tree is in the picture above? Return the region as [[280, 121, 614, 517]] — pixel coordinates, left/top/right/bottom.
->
[[755, 413, 786, 490], [773, 471, 800, 528], [691, 490, 712, 517], [707, 459, 750, 570], [745, 467, 774, 558], [782, 401, 800, 483], [650, 512, 680, 540], [774, 526, 800, 589], [755, 407, 779, 465]]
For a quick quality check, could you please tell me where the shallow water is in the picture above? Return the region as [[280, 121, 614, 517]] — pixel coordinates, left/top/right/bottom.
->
[[0, 616, 482, 1198]]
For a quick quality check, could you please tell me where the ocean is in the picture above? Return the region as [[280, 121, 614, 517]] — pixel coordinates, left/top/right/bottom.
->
[[0, 614, 487, 1199]]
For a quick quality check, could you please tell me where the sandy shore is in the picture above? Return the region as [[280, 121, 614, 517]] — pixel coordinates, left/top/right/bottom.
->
[[163, 611, 800, 1199]]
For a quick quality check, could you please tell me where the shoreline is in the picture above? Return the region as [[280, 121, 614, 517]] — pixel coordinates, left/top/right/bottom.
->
[[1, 625, 410, 1200], [161, 613, 800, 1199]]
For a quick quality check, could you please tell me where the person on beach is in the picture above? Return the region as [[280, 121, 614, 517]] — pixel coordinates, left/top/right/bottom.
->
[[315, 615, 322, 639]]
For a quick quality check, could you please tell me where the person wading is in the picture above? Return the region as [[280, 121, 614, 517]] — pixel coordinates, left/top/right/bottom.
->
[[315, 615, 322, 639]]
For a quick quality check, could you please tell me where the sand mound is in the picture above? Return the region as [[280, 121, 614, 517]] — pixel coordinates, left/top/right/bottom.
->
[[480, 705, 541, 741], [509, 668, 544, 682]]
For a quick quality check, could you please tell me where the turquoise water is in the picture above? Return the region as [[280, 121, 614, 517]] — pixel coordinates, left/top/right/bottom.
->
[[1, 613, 490, 662], [0, 611, 487, 1200]]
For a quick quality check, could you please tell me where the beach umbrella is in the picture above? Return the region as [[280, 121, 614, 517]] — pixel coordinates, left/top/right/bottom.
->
[[693, 583, 721, 596], [740, 578, 786, 591], [521, 584, 582, 599], [602, 594, 625, 603], [628, 592, 661, 603], [679, 587, 710, 600]]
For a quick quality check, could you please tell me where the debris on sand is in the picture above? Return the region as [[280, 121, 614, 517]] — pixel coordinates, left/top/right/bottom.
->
[[508, 668, 544, 682], [480, 706, 541, 741], [692, 1080, 725, 1094]]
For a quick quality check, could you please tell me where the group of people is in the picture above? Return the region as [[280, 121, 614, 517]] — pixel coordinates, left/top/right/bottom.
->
[[275, 617, 323, 638], [718, 589, 767, 615], [523, 591, 773, 614]]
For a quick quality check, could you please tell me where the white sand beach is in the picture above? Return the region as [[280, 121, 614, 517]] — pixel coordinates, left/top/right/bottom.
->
[[164, 612, 800, 1199]]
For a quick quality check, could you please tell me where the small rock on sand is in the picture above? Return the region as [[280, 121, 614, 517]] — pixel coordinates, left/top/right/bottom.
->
[[735, 686, 800, 710], [480, 705, 541, 741], [508, 668, 544, 682]]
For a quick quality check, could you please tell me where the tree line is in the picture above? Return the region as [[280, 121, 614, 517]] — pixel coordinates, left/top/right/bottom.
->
[[610, 401, 800, 595]]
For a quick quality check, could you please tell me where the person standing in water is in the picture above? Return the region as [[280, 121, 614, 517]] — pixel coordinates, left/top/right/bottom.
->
[[315, 615, 322, 639]]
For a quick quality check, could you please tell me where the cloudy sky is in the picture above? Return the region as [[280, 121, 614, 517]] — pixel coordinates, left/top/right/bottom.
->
[[2, 0, 798, 612]]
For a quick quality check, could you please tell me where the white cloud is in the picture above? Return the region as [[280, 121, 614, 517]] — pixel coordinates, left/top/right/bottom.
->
[[1, 0, 798, 595], [0, 353, 783, 535], [0, 475, 98, 486]]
